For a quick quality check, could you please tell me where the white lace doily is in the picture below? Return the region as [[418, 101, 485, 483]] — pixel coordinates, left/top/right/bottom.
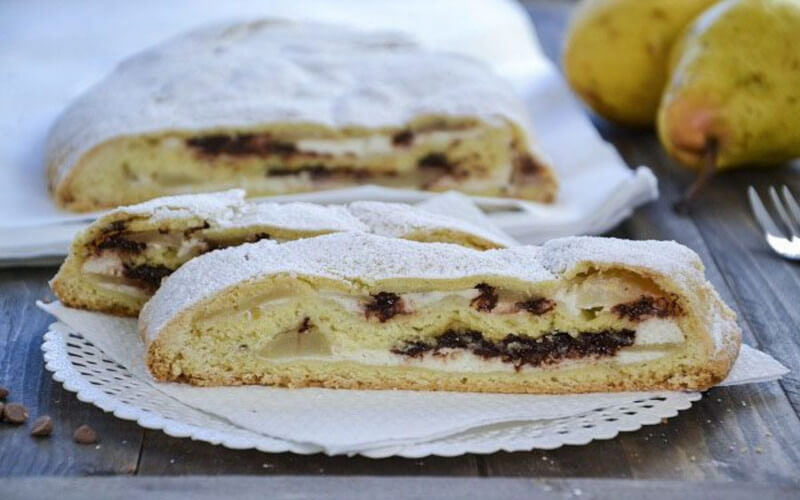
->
[[42, 322, 701, 457]]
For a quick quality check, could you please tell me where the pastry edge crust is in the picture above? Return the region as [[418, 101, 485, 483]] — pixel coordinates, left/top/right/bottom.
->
[[141, 242, 742, 393]]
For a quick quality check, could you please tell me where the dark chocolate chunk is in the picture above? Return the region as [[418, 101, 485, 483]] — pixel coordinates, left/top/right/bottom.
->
[[612, 295, 683, 322], [470, 283, 498, 312], [298, 317, 312, 333], [122, 264, 173, 290], [96, 235, 146, 253], [417, 152, 452, 172], [513, 153, 544, 176], [392, 130, 414, 147], [73, 424, 98, 444], [364, 292, 406, 322], [187, 133, 297, 157], [30, 415, 53, 437], [0, 386, 7, 400], [392, 329, 635, 370], [3, 402, 28, 424], [390, 340, 431, 358], [516, 297, 556, 315]]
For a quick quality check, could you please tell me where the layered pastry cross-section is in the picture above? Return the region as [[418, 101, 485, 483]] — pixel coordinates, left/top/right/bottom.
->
[[46, 19, 557, 212], [50, 190, 514, 316], [142, 232, 741, 393]]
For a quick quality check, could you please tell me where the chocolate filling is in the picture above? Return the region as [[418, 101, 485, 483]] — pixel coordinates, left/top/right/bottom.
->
[[95, 235, 146, 254], [417, 152, 453, 173], [392, 329, 636, 370], [298, 317, 312, 334], [513, 153, 544, 176], [265, 165, 377, 180], [392, 130, 414, 147], [92, 220, 144, 254], [516, 297, 556, 315], [187, 134, 297, 157], [364, 292, 406, 322], [122, 263, 173, 291], [612, 295, 682, 322], [470, 283, 498, 312]]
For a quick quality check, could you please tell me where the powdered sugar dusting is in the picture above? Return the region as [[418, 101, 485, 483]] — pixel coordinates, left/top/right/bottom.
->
[[97, 190, 521, 246], [107, 189, 367, 234], [47, 19, 546, 191], [349, 200, 515, 248]]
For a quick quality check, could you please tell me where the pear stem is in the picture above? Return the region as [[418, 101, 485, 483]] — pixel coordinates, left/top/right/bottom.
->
[[673, 137, 718, 215]]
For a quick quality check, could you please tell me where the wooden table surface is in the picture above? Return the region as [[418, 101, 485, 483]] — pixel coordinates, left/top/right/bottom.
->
[[2, 1, 799, 497]]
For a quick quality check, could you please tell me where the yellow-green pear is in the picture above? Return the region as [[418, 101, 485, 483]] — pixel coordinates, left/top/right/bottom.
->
[[563, 0, 718, 126], [659, 0, 800, 170]]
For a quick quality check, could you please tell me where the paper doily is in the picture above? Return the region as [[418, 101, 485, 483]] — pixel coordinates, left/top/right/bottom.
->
[[42, 322, 701, 457]]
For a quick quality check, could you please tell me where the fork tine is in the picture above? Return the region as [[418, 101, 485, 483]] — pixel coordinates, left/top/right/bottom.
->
[[781, 185, 800, 235], [769, 186, 799, 238], [748, 186, 785, 238]]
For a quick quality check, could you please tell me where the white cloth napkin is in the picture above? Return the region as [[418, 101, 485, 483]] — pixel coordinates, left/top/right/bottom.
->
[[0, 0, 657, 259], [38, 301, 789, 455]]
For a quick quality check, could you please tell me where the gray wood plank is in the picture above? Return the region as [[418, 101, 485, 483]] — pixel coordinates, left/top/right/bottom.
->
[[5, 476, 799, 500], [0, 267, 144, 477], [136, 431, 480, 476]]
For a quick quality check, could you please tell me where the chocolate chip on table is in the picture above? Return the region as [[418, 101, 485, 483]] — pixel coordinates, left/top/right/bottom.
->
[[30, 415, 53, 437], [73, 424, 98, 444], [3, 403, 29, 424], [0, 386, 8, 400]]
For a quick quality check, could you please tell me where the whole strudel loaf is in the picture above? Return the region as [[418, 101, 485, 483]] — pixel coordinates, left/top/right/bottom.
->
[[141, 232, 741, 393], [46, 20, 557, 211], [50, 190, 514, 316]]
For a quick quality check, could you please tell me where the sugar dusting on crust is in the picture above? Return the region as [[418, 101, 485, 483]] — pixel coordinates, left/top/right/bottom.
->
[[141, 233, 740, 364], [348, 201, 515, 248], [95, 189, 521, 246], [103, 189, 368, 234], [47, 19, 546, 191], [140, 233, 553, 341]]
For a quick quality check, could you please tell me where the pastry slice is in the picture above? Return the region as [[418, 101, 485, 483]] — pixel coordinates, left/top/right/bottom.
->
[[46, 20, 556, 212], [50, 190, 513, 316], [142, 233, 741, 393]]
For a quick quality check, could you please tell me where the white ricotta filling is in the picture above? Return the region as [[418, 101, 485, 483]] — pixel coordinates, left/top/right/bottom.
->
[[263, 345, 670, 372], [82, 253, 124, 277], [634, 318, 685, 345], [295, 128, 485, 156]]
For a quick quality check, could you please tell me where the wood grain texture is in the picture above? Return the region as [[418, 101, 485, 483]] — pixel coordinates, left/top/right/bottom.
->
[[0, 267, 144, 477], [5, 477, 800, 500], [136, 431, 480, 476]]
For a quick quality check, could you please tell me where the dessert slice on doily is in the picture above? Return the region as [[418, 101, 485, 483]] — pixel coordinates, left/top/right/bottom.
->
[[46, 19, 557, 212], [50, 190, 513, 316], [142, 232, 741, 393]]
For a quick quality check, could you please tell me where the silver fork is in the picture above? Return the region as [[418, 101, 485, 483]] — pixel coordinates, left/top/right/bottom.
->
[[748, 185, 800, 260]]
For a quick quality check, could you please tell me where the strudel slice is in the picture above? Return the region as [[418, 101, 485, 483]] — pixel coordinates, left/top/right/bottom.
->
[[46, 20, 557, 212], [142, 233, 741, 393], [51, 190, 512, 316]]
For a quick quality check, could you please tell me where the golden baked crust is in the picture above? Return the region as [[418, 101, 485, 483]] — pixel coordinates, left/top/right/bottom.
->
[[142, 233, 741, 394], [46, 20, 557, 212], [50, 191, 515, 316]]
